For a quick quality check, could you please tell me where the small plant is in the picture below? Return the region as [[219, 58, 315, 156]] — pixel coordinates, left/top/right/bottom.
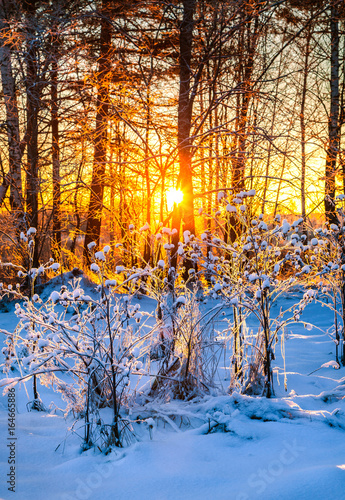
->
[[149, 286, 223, 400], [304, 199, 345, 365], [1, 243, 153, 451], [200, 193, 315, 397], [1, 227, 61, 410]]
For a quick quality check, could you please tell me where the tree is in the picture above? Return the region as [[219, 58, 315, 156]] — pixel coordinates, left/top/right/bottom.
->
[[0, 0, 24, 228], [170, 0, 196, 275], [226, 0, 264, 242], [325, 0, 340, 225], [24, 0, 40, 243], [83, 0, 112, 262]]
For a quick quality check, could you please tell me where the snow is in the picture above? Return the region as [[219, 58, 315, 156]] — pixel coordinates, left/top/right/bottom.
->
[[49, 291, 60, 302], [226, 204, 237, 213], [140, 223, 150, 232], [72, 289, 82, 299], [90, 263, 100, 272], [321, 360, 340, 370], [176, 296, 186, 305], [105, 279, 117, 288], [27, 227, 37, 237], [262, 278, 270, 289], [291, 217, 303, 227], [183, 230, 191, 243], [1, 279, 345, 499], [281, 220, 291, 234], [258, 221, 267, 230], [94, 251, 106, 262]]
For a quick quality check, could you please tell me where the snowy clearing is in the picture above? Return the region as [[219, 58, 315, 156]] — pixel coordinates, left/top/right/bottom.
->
[[0, 276, 345, 500]]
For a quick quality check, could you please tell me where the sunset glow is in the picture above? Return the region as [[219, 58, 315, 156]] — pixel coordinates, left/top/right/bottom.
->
[[166, 188, 183, 211]]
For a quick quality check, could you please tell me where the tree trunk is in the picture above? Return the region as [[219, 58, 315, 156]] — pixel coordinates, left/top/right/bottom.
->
[[171, 0, 196, 275], [51, 33, 61, 261], [143, 88, 152, 265], [226, 8, 259, 243], [300, 30, 311, 224], [261, 31, 286, 216], [25, 0, 40, 266], [325, 0, 340, 225], [0, 1, 24, 225], [83, 0, 111, 262]]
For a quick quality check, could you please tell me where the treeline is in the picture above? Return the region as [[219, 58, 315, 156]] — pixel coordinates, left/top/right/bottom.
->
[[0, 0, 344, 271]]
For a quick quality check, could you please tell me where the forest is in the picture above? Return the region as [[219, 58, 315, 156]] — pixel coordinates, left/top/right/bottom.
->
[[1, 1, 345, 499], [0, 0, 344, 266]]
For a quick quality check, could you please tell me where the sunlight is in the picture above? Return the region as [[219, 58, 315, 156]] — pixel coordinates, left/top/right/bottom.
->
[[166, 188, 183, 211]]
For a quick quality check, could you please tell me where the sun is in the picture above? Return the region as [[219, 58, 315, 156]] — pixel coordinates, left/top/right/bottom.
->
[[166, 188, 183, 211]]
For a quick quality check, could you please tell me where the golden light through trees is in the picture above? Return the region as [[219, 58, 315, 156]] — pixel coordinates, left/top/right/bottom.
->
[[0, 0, 343, 268]]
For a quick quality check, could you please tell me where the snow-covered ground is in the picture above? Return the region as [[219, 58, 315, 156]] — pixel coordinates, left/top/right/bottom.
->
[[1, 279, 345, 500]]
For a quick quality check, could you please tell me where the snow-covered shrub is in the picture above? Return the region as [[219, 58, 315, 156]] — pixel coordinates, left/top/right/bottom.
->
[[0, 228, 61, 410], [149, 287, 223, 400], [108, 227, 224, 402], [132, 193, 318, 400], [1, 227, 60, 298], [1, 247, 153, 451], [304, 202, 345, 365], [197, 197, 314, 397]]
